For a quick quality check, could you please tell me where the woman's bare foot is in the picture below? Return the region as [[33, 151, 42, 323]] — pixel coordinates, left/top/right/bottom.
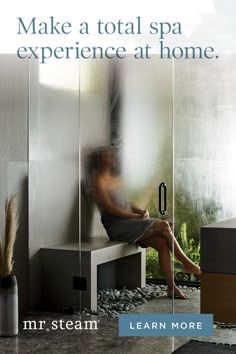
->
[[167, 285, 189, 299], [183, 262, 201, 276]]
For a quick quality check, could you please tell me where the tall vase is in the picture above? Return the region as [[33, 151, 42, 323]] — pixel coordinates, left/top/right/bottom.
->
[[0, 275, 18, 336]]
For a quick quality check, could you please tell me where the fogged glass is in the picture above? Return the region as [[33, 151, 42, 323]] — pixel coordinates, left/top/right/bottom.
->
[[120, 57, 173, 213], [173, 54, 236, 315], [80, 56, 174, 316], [119, 56, 174, 291], [28, 59, 80, 309]]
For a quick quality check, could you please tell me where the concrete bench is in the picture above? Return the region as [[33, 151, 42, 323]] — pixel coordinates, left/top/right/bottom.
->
[[41, 236, 146, 311]]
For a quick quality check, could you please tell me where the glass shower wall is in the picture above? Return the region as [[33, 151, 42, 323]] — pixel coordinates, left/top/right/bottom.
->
[[119, 57, 173, 220], [28, 59, 80, 309], [118, 56, 174, 306], [29, 57, 177, 316], [80, 58, 111, 241], [173, 54, 236, 310], [79, 56, 175, 312]]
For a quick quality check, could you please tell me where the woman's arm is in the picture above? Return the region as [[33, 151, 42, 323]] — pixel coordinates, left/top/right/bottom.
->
[[130, 203, 144, 215], [130, 203, 150, 219], [95, 179, 141, 219]]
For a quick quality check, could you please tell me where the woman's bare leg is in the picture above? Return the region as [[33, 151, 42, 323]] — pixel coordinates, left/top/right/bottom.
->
[[151, 221, 200, 275], [139, 232, 189, 299]]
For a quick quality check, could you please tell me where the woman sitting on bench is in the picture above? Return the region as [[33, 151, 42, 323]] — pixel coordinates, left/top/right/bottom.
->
[[88, 146, 200, 299]]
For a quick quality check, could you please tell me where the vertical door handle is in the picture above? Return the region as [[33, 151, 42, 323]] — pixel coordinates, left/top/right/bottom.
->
[[159, 182, 167, 215]]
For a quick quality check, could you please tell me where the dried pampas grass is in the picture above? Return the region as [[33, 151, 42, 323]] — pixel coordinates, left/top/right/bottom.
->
[[0, 194, 19, 277], [0, 240, 6, 277]]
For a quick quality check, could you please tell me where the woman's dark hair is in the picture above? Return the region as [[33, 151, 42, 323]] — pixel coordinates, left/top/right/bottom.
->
[[86, 146, 120, 176], [86, 147, 111, 174], [84, 146, 121, 197]]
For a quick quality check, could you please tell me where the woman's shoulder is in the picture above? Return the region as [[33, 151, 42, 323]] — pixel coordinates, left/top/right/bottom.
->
[[94, 174, 105, 190], [95, 174, 112, 192]]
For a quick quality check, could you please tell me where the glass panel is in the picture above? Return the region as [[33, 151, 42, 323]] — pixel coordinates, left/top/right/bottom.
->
[[80, 58, 112, 313], [80, 55, 174, 321], [27, 54, 176, 328], [119, 56, 174, 290], [28, 59, 80, 310], [173, 54, 236, 316]]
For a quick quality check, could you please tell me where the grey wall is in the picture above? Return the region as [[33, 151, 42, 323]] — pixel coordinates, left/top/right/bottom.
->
[[0, 55, 29, 314]]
